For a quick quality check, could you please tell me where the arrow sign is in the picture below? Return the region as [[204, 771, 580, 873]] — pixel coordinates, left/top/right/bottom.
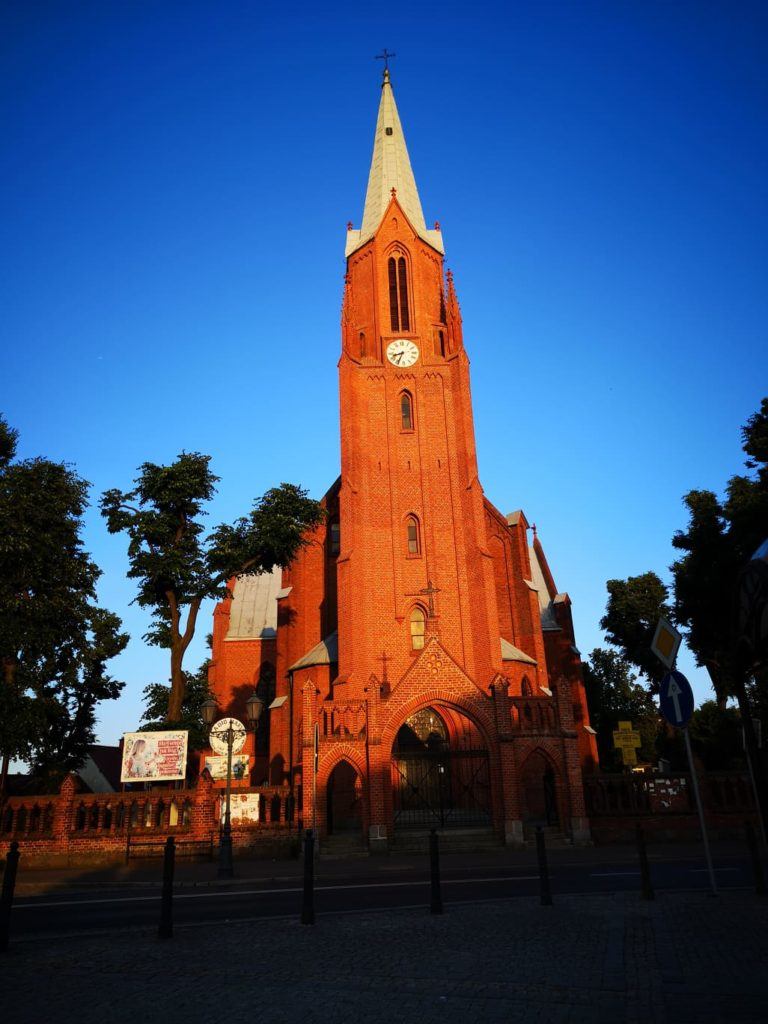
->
[[659, 670, 694, 728]]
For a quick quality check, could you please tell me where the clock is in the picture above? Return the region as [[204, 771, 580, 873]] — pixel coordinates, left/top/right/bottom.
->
[[386, 339, 419, 368]]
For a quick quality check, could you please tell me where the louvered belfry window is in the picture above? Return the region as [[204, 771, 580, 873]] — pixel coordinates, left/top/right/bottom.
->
[[388, 255, 410, 332]]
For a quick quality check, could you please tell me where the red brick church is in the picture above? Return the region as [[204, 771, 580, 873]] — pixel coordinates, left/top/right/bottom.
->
[[208, 69, 598, 849]]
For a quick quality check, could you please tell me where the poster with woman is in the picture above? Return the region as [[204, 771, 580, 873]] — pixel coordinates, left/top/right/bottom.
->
[[120, 731, 188, 782]]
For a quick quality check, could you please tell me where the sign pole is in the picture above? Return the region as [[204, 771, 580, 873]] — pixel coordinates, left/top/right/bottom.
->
[[653, 624, 719, 900], [312, 722, 319, 840], [682, 724, 717, 896]]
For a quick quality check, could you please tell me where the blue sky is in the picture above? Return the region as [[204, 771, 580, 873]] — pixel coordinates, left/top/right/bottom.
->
[[2, 1, 766, 745]]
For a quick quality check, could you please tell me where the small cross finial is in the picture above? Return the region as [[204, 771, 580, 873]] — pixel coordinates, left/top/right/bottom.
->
[[532, 523, 538, 540], [375, 49, 396, 75], [346, 221, 353, 230], [390, 186, 397, 198], [378, 651, 391, 683]]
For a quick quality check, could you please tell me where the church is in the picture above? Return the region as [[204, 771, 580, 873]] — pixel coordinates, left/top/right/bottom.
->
[[208, 68, 598, 850]]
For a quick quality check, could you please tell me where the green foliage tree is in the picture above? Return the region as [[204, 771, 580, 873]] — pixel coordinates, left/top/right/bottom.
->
[[672, 398, 768, 710], [600, 573, 672, 690], [0, 416, 128, 782], [140, 660, 213, 752], [101, 453, 324, 721], [688, 700, 743, 771], [582, 648, 659, 769]]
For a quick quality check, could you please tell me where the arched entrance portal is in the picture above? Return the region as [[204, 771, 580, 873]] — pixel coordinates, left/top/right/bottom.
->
[[327, 760, 363, 835], [520, 751, 560, 827], [391, 706, 491, 830]]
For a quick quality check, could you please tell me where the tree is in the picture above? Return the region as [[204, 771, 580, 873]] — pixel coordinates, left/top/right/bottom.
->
[[600, 573, 672, 690], [671, 400, 768, 703], [688, 701, 743, 771], [0, 416, 128, 782], [101, 453, 324, 721], [671, 397, 768, 833], [140, 660, 214, 752], [582, 648, 659, 769]]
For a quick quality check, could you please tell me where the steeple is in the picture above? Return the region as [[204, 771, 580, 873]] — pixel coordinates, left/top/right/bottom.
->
[[346, 70, 444, 257]]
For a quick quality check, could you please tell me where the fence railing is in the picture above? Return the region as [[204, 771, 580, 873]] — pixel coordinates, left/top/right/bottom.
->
[[584, 771, 755, 818], [0, 784, 296, 842]]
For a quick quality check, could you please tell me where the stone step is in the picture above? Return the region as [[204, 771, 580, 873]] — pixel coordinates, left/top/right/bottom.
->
[[391, 828, 501, 854], [318, 833, 369, 859], [522, 825, 573, 847]]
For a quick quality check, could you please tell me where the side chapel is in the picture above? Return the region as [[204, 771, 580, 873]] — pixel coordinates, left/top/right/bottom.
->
[[208, 69, 598, 849]]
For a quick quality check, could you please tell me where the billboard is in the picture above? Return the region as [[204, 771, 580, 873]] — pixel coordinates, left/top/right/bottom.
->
[[121, 731, 188, 782]]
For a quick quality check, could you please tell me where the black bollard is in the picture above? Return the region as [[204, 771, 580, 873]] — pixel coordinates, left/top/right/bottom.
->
[[535, 826, 553, 906], [635, 822, 655, 901], [0, 841, 21, 953], [301, 829, 315, 925], [429, 829, 443, 914], [158, 836, 175, 940], [745, 820, 766, 896]]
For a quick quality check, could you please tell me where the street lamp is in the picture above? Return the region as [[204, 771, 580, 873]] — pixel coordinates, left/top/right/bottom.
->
[[202, 692, 265, 879]]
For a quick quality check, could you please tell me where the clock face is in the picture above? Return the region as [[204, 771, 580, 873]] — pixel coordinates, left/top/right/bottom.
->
[[386, 339, 419, 368]]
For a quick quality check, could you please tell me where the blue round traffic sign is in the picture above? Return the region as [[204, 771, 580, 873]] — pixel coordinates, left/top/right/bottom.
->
[[659, 670, 695, 728]]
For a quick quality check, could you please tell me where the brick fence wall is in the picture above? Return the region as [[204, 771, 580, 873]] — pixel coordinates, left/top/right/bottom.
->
[[583, 771, 758, 843], [1, 770, 758, 864], [1, 773, 299, 866]]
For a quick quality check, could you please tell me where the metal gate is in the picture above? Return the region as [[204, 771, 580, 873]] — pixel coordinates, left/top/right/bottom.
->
[[391, 749, 491, 829]]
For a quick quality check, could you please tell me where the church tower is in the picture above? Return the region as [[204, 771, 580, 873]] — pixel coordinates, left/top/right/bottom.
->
[[337, 68, 503, 697], [209, 68, 596, 850]]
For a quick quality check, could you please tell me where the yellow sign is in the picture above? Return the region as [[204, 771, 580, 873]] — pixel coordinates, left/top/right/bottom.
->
[[651, 617, 681, 669], [612, 720, 642, 765]]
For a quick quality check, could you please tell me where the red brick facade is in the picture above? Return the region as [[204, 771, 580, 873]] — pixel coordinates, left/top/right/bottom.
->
[[208, 74, 599, 849]]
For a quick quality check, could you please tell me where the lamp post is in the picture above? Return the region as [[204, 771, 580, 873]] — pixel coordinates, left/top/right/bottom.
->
[[202, 692, 265, 879]]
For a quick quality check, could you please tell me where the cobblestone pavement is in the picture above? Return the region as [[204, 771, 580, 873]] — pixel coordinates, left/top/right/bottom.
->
[[2, 892, 767, 1024]]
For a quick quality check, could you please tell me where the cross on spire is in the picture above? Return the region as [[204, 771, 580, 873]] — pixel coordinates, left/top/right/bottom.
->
[[375, 48, 396, 73]]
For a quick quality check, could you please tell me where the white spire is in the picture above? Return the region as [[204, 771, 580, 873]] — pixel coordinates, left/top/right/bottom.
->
[[346, 70, 444, 257]]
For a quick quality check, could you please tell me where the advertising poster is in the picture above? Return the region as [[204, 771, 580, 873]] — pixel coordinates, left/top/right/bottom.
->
[[121, 731, 188, 782], [205, 754, 251, 782], [221, 793, 262, 825]]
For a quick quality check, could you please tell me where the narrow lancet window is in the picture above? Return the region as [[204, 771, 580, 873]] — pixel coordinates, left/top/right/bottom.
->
[[401, 391, 413, 430], [410, 607, 426, 650], [406, 515, 420, 555], [388, 257, 399, 331], [398, 257, 410, 331], [329, 521, 340, 555]]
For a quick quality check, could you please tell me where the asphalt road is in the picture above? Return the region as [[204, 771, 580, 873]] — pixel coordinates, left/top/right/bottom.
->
[[7, 850, 756, 939]]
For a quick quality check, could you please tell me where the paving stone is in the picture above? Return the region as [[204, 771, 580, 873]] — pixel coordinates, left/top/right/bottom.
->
[[2, 892, 767, 1023]]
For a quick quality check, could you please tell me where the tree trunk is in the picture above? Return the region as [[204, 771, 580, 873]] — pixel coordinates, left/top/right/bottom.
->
[[733, 673, 768, 851], [164, 598, 202, 723], [0, 658, 16, 798], [167, 644, 185, 722]]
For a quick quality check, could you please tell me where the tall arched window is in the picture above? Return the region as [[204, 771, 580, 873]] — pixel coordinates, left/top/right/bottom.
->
[[521, 676, 533, 697], [359, 331, 366, 357], [388, 255, 410, 332], [400, 391, 413, 430], [410, 606, 426, 650], [406, 515, 421, 556]]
